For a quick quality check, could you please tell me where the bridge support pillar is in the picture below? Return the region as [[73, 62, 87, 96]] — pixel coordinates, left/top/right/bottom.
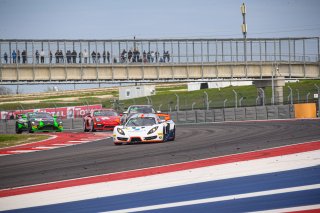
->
[[254, 78, 285, 105]]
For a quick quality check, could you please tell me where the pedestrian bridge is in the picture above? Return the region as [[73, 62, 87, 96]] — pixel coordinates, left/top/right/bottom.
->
[[0, 37, 319, 83], [0, 61, 319, 83]]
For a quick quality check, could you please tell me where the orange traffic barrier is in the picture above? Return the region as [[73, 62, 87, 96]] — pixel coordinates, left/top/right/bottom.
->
[[294, 103, 316, 118]]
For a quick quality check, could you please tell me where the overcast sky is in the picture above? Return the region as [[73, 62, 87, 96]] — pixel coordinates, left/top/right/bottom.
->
[[0, 0, 319, 39]]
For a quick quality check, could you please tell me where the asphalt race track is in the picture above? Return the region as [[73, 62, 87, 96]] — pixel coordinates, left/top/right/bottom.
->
[[0, 119, 319, 190]]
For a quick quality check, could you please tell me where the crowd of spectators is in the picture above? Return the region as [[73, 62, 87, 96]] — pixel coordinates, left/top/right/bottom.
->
[[2, 49, 171, 65]]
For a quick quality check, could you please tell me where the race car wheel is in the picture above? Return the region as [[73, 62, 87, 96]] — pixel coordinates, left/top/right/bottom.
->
[[162, 126, 168, 142], [28, 122, 34, 133], [91, 121, 96, 132], [83, 121, 89, 132], [170, 127, 176, 141], [15, 123, 22, 134]]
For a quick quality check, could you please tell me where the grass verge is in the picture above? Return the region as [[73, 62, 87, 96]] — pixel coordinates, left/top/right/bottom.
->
[[0, 134, 50, 148]]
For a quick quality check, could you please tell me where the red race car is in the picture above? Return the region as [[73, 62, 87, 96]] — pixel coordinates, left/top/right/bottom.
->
[[83, 109, 120, 132]]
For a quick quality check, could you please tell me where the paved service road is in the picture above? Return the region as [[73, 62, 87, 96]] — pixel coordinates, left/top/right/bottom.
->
[[0, 119, 319, 190]]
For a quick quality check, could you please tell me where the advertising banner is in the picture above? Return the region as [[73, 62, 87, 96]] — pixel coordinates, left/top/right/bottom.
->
[[0, 104, 102, 120]]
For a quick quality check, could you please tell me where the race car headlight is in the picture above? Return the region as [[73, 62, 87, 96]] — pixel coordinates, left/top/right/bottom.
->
[[31, 121, 35, 125], [117, 128, 125, 135], [148, 126, 158, 135]]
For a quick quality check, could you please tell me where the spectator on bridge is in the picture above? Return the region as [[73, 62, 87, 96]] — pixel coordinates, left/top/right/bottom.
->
[[103, 51, 106, 63], [59, 50, 64, 63], [55, 50, 59, 63], [107, 51, 110, 63], [17, 50, 21, 63], [49, 51, 53, 63], [4, 52, 8, 64], [83, 49, 88, 63], [35, 50, 39, 64], [155, 51, 159, 62], [133, 49, 138, 62], [91, 51, 96, 63], [128, 50, 133, 62], [143, 50, 147, 63], [163, 51, 170, 62], [40, 49, 45, 63], [120, 49, 127, 63], [97, 52, 101, 63], [72, 50, 77, 63], [147, 51, 151, 63], [12, 50, 17, 63], [78, 51, 82, 63], [66, 50, 71, 63], [151, 51, 155, 63], [22, 50, 27, 63]]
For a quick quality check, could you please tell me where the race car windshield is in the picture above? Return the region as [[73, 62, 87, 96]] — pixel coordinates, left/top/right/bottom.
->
[[129, 107, 155, 114], [28, 113, 53, 119], [126, 117, 156, 127], [94, 110, 117, 116]]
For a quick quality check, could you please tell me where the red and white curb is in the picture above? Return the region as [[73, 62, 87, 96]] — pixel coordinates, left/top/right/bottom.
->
[[0, 132, 112, 156]]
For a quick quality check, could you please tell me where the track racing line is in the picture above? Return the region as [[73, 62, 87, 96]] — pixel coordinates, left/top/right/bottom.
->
[[0, 140, 319, 212]]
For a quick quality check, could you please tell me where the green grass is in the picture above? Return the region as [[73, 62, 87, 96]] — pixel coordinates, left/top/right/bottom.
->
[[119, 80, 320, 111], [1, 80, 320, 112], [0, 134, 51, 148]]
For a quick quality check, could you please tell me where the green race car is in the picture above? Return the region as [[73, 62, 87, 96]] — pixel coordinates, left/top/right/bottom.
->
[[15, 112, 63, 134]]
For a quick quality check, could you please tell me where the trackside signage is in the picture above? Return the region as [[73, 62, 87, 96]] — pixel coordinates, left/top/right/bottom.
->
[[0, 104, 102, 120]]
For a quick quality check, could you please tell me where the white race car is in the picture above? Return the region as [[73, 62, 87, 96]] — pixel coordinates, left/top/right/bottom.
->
[[113, 113, 175, 145]]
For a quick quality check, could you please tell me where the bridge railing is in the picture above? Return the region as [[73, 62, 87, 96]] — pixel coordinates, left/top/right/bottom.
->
[[1, 37, 319, 66]]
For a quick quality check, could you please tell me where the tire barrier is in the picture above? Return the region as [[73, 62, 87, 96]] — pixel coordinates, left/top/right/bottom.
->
[[168, 105, 295, 124]]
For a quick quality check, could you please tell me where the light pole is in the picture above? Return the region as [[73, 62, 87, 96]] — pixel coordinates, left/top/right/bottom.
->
[[233, 89, 238, 108], [175, 93, 179, 111], [192, 102, 196, 111], [241, 3, 247, 76], [296, 89, 300, 103], [239, 97, 244, 107], [204, 91, 209, 110], [288, 86, 293, 106], [224, 99, 228, 108], [306, 92, 310, 103], [258, 88, 265, 106]]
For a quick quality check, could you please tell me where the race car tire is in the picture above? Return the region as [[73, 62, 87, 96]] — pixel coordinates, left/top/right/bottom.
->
[[28, 122, 34, 133], [15, 123, 22, 134], [162, 126, 168, 142], [83, 121, 89, 132], [91, 121, 96, 132], [170, 127, 176, 141]]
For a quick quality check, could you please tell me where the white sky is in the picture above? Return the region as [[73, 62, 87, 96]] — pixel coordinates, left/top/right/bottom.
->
[[0, 0, 319, 39]]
